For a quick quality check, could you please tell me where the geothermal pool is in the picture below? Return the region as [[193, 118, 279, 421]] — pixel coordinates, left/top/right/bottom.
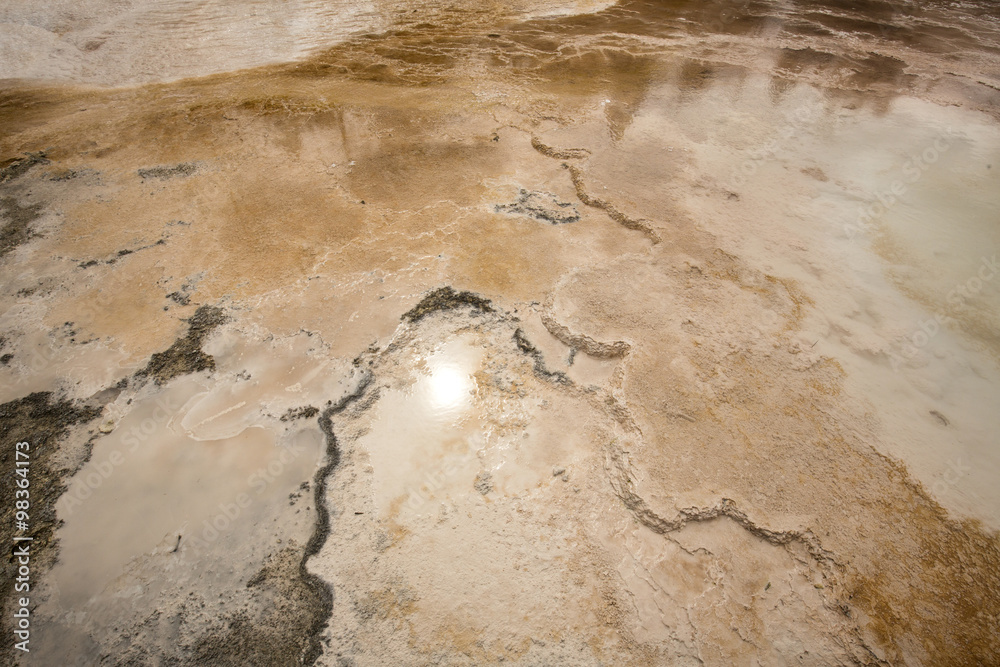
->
[[1, 1, 999, 665]]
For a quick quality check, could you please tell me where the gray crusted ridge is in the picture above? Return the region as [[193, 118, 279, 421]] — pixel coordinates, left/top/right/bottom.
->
[[495, 189, 580, 225]]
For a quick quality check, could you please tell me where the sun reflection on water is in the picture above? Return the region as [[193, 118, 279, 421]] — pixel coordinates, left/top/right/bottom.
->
[[426, 362, 474, 412], [411, 339, 481, 420]]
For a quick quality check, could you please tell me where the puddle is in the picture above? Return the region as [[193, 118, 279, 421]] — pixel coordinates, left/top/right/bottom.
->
[[362, 335, 485, 518], [354, 324, 602, 520], [3, 0, 1000, 664], [0, 0, 388, 86], [180, 329, 350, 441], [28, 330, 361, 665], [0, 0, 618, 86], [48, 376, 318, 607], [309, 311, 621, 663]]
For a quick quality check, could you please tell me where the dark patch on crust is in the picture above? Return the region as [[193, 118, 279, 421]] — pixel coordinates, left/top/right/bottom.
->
[[401, 286, 494, 323], [0, 393, 102, 667], [0, 196, 44, 259], [280, 406, 320, 422], [190, 547, 331, 666], [138, 162, 197, 181], [48, 168, 87, 182], [166, 290, 191, 306], [136, 305, 227, 385], [0, 152, 49, 185], [165, 275, 200, 307], [494, 189, 580, 225], [77, 238, 168, 269]]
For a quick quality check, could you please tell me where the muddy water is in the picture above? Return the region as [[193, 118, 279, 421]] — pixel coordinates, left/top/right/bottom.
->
[[2, 0, 1000, 665], [362, 334, 486, 517], [0, 0, 617, 85], [28, 331, 354, 665]]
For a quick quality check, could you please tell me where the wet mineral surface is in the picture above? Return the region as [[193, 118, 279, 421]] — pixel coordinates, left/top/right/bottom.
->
[[2, 0, 1000, 665]]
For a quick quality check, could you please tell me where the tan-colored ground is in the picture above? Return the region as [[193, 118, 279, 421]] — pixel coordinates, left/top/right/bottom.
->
[[2, 1, 1000, 665]]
